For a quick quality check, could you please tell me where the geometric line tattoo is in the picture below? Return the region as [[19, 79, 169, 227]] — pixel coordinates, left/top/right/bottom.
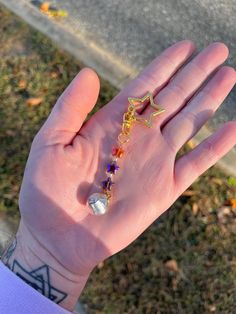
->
[[12, 260, 67, 304]]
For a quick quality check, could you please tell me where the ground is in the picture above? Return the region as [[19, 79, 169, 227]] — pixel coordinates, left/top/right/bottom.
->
[[0, 5, 236, 314]]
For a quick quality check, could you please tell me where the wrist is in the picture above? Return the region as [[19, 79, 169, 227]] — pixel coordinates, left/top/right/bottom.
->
[[1, 221, 90, 311]]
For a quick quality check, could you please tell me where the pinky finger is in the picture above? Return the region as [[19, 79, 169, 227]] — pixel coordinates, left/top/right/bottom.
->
[[174, 121, 236, 193]]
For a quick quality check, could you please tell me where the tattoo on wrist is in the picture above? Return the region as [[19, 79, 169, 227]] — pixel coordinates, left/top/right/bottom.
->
[[11, 260, 67, 304], [1, 237, 67, 304]]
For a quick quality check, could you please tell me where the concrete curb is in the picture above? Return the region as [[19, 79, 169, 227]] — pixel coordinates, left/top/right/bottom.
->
[[0, 0, 235, 178], [0, 0, 136, 89]]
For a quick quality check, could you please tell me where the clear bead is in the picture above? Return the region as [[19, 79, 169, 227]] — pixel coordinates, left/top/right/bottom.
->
[[87, 193, 109, 215]]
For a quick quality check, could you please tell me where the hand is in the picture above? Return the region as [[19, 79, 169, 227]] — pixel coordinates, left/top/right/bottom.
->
[[4, 41, 236, 310]]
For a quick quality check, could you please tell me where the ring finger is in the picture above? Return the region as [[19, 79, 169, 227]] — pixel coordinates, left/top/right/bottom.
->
[[162, 65, 236, 153], [141, 42, 229, 129]]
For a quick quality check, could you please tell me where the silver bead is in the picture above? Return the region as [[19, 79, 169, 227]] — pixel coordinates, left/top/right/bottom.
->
[[87, 193, 109, 215]]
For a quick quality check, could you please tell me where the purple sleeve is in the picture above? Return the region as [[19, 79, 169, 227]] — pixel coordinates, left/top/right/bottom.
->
[[0, 262, 72, 314]]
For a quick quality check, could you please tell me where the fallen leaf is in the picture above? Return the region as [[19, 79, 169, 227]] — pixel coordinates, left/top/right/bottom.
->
[[50, 10, 68, 18], [5, 129, 15, 136], [208, 305, 216, 312], [39, 2, 68, 18], [40, 2, 50, 12], [217, 206, 231, 224], [26, 97, 43, 106], [18, 79, 27, 89], [164, 259, 179, 272], [97, 261, 104, 269], [192, 202, 199, 216], [49, 71, 59, 79], [182, 190, 198, 196], [211, 177, 223, 185], [204, 260, 213, 267], [229, 199, 236, 209]]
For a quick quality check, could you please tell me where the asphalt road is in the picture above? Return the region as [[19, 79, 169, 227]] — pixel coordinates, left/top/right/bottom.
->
[[53, 0, 236, 131]]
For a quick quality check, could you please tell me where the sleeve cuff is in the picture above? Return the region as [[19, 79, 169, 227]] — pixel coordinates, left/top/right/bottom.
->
[[0, 261, 72, 314]]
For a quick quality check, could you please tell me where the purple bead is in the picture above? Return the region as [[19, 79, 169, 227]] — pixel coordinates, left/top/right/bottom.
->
[[101, 177, 114, 191], [107, 162, 119, 174]]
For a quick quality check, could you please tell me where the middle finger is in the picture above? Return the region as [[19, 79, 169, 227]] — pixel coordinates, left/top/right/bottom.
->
[[142, 42, 229, 128]]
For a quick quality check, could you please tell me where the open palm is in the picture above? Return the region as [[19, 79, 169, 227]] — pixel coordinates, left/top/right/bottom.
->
[[19, 41, 236, 276]]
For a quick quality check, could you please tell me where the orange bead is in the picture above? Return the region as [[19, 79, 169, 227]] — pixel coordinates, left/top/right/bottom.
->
[[112, 146, 124, 158]]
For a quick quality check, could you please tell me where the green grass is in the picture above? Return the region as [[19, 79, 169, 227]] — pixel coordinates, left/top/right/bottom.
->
[[0, 5, 236, 314]]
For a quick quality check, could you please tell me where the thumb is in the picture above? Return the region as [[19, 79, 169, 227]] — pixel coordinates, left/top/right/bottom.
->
[[39, 67, 100, 145]]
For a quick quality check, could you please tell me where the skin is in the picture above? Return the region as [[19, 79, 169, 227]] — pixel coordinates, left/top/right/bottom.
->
[[2, 40, 236, 311]]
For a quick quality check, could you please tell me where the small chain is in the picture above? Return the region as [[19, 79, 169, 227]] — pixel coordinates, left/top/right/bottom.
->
[[117, 103, 137, 146], [101, 103, 138, 200]]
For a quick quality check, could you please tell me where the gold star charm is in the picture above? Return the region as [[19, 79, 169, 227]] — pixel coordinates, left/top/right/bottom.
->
[[128, 92, 165, 128]]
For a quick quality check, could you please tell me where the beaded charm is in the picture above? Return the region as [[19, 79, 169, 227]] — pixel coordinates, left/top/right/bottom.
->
[[87, 92, 165, 215]]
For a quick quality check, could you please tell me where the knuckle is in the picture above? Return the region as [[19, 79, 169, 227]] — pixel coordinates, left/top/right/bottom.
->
[[200, 88, 217, 104], [161, 53, 177, 68], [202, 139, 216, 159], [182, 110, 199, 126], [136, 72, 160, 92], [191, 61, 208, 77], [166, 81, 187, 102]]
